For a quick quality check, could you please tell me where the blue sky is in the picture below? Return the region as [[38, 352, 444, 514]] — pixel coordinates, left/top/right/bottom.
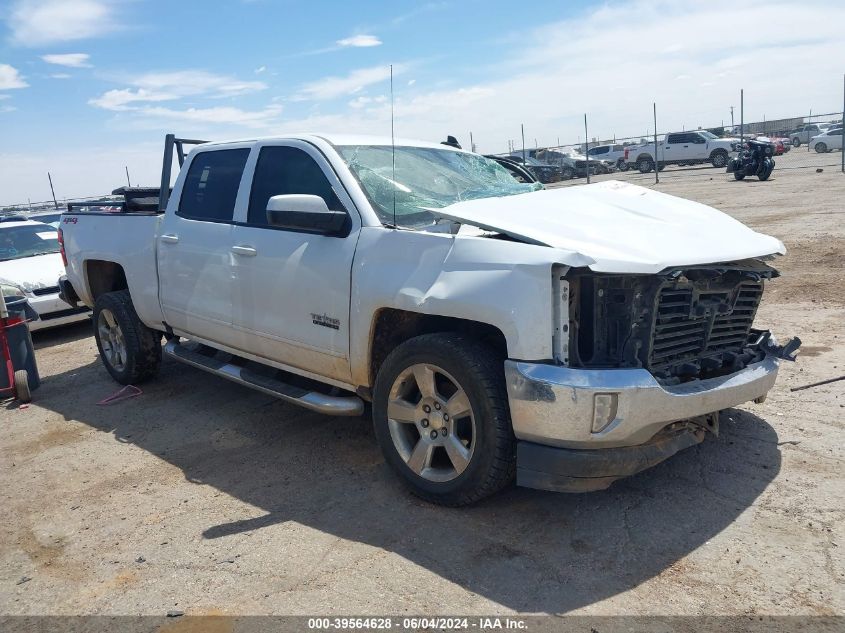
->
[[1, 0, 844, 205]]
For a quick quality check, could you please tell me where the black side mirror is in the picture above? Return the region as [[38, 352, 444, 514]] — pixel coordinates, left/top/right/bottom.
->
[[265, 195, 348, 236]]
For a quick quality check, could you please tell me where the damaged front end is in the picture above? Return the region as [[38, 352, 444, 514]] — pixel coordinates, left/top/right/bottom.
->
[[508, 258, 800, 493], [566, 258, 798, 384]]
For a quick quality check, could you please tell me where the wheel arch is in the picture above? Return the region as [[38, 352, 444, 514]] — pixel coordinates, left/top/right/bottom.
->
[[85, 260, 128, 301], [367, 309, 508, 390]]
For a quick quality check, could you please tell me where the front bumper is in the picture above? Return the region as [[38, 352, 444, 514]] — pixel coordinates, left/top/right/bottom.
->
[[505, 355, 781, 492], [505, 354, 779, 449], [28, 292, 90, 332]]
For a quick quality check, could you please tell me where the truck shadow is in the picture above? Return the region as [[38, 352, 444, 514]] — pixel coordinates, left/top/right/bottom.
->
[[35, 355, 781, 614], [31, 320, 93, 350]]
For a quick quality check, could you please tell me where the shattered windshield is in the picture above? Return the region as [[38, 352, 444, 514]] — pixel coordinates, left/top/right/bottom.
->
[[0, 224, 60, 261], [337, 145, 541, 228]]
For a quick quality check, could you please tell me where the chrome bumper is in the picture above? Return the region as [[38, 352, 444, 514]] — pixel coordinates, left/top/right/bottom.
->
[[504, 355, 780, 449]]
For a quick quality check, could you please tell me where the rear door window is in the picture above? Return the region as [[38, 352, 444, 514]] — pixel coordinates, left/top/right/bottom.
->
[[178, 149, 249, 222]]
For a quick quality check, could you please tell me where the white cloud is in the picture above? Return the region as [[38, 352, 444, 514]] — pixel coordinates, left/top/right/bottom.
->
[[89, 88, 178, 111], [90, 70, 268, 111], [136, 104, 283, 128], [50, 73, 72, 79], [1, 105, 16, 113], [8, 0, 118, 46], [131, 70, 267, 98], [254, 65, 267, 74], [0, 64, 28, 89], [297, 64, 404, 101], [41, 53, 91, 68], [336, 34, 382, 48]]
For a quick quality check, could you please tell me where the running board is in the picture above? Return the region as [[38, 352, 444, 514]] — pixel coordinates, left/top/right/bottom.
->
[[163, 340, 364, 416]]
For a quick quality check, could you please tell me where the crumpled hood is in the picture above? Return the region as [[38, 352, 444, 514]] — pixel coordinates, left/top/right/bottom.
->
[[437, 180, 785, 274], [0, 252, 65, 292]]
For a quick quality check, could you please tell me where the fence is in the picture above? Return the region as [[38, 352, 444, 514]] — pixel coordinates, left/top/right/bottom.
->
[[486, 83, 845, 186]]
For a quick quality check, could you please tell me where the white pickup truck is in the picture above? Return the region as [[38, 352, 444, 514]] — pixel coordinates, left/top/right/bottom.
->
[[625, 131, 739, 173], [59, 133, 799, 505]]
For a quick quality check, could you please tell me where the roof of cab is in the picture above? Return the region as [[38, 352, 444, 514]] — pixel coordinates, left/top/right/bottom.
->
[[196, 133, 464, 152]]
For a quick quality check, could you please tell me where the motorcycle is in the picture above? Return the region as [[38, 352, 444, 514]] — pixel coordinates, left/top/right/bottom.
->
[[726, 138, 776, 181]]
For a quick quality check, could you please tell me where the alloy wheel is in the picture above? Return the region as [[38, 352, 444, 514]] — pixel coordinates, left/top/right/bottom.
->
[[386, 363, 476, 482]]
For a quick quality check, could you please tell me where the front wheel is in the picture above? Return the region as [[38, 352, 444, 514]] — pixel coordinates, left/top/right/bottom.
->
[[710, 150, 729, 168], [791, 137, 801, 147], [616, 159, 629, 172], [93, 290, 162, 385], [815, 142, 828, 153], [372, 333, 515, 506]]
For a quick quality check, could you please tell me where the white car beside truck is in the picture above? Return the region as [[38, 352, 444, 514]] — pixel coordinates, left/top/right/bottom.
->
[[0, 220, 90, 331], [59, 133, 799, 505], [625, 131, 739, 173]]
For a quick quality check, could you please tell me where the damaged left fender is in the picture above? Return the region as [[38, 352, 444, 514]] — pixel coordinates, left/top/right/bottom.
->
[[349, 227, 593, 387]]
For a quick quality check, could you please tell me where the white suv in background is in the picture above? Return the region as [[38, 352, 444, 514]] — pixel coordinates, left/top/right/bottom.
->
[[587, 144, 629, 171]]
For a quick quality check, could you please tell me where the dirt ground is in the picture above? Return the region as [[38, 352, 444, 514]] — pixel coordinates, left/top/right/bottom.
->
[[1, 164, 843, 617]]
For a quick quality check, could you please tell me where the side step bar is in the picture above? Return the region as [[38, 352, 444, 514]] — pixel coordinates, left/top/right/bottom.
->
[[163, 340, 364, 417]]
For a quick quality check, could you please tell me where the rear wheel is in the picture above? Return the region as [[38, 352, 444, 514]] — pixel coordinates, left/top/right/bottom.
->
[[93, 290, 162, 385], [734, 171, 746, 180], [814, 142, 828, 153], [14, 369, 31, 403], [372, 333, 515, 506], [637, 157, 654, 173], [561, 167, 575, 180], [791, 137, 801, 147]]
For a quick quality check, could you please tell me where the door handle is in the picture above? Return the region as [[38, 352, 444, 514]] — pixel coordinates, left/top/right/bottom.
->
[[161, 234, 179, 244], [231, 245, 257, 257]]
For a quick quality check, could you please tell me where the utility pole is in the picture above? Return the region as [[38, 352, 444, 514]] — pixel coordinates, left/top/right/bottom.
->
[[125, 166, 131, 188], [584, 114, 590, 184], [47, 172, 59, 210], [521, 124, 526, 163], [653, 103, 659, 185], [740, 90, 744, 148], [469, 131, 474, 153], [841, 74, 844, 173], [730, 105, 734, 130]]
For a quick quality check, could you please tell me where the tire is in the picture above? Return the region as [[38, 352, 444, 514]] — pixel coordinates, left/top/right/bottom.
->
[[372, 332, 515, 506], [637, 157, 654, 173], [791, 137, 801, 147], [734, 171, 746, 180], [814, 142, 827, 153], [759, 159, 774, 181], [14, 369, 31, 403], [562, 168, 575, 180], [93, 290, 162, 385], [657, 162, 666, 171], [710, 150, 729, 168], [617, 159, 629, 172]]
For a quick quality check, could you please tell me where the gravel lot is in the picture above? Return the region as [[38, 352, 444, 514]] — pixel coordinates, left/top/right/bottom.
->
[[1, 163, 843, 617]]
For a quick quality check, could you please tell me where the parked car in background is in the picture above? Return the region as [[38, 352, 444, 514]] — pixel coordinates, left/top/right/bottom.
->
[[587, 144, 628, 171], [624, 131, 738, 173], [535, 149, 589, 179], [28, 211, 63, 228], [485, 155, 540, 184], [810, 127, 843, 153], [507, 154, 561, 183], [789, 124, 831, 147], [0, 220, 90, 331]]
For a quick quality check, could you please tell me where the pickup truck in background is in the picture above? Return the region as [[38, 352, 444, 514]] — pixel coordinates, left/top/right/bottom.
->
[[59, 133, 799, 505], [624, 131, 739, 173]]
